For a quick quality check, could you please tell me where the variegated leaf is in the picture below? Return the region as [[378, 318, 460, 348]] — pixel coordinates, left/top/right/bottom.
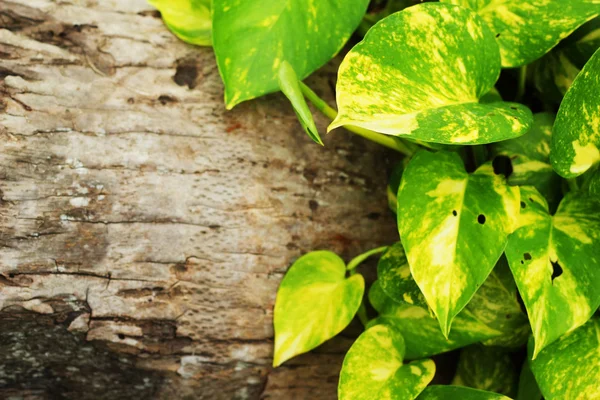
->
[[339, 324, 435, 400], [369, 281, 502, 359], [397, 150, 520, 336], [452, 345, 518, 396], [330, 3, 533, 145], [551, 48, 600, 178], [277, 61, 322, 145], [148, 0, 211, 46], [377, 242, 428, 308], [368, 268, 527, 359], [588, 168, 600, 195], [533, 17, 600, 103], [469, 256, 530, 348], [491, 112, 563, 211], [529, 317, 600, 400], [273, 251, 364, 366], [443, 0, 600, 68], [505, 186, 600, 357], [418, 386, 512, 400], [212, 0, 369, 109]]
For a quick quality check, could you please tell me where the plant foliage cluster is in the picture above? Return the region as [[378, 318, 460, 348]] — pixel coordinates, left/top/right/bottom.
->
[[149, 0, 600, 398]]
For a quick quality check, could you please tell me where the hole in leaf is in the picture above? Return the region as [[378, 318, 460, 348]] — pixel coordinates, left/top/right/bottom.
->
[[495, 33, 501, 38], [520, 201, 526, 209], [452, 210, 457, 216], [551, 261, 563, 282], [520, 260, 524, 264], [492, 155, 513, 178], [524, 252, 532, 260], [477, 214, 486, 224], [529, 197, 534, 203], [510, 106, 518, 110]]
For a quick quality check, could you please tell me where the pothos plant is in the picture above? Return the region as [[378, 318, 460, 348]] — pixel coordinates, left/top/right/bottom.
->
[[149, 0, 600, 398]]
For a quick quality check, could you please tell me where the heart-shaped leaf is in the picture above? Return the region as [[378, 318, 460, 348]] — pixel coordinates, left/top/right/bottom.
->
[[273, 251, 364, 366], [551, 48, 600, 178], [453, 345, 518, 396], [277, 61, 322, 145], [529, 317, 600, 400], [397, 150, 520, 336], [443, 0, 600, 68], [504, 186, 600, 357], [377, 242, 428, 308], [330, 3, 533, 144], [338, 324, 435, 400], [148, 0, 212, 46], [491, 112, 563, 211], [418, 386, 512, 400], [212, 0, 369, 109]]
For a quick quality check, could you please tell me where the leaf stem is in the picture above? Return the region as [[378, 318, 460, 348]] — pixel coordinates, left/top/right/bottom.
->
[[347, 246, 388, 271], [567, 178, 579, 192], [356, 302, 369, 328], [299, 82, 416, 157], [516, 65, 527, 102]]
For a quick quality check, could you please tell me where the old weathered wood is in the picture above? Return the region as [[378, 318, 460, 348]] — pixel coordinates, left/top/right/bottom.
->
[[0, 0, 397, 398]]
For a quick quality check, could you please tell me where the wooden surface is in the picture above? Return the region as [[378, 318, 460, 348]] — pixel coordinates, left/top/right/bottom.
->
[[0, 1, 398, 398]]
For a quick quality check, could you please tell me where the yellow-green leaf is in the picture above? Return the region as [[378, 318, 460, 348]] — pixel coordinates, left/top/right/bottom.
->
[[551, 48, 600, 178], [452, 345, 518, 396], [148, 0, 211, 46], [418, 385, 512, 400], [339, 324, 435, 400], [443, 0, 600, 68], [330, 3, 533, 145], [377, 242, 428, 308], [529, 317, 600, 400], [277, 61, 322, 145], [273, 251, 364, 366], [212, 0, 369, 109], [505, 186, 600, 357], [533, 17, 600, 104], [397, 150, 520, 337]]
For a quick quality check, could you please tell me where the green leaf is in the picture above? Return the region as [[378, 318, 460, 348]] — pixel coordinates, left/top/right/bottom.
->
[[469, 256, 530, 348], [490, 112, 563, 211], [377, 242, 428, 308], [529, 317, 600, 400], [338, 324, 435, 400], [397, 150, 520, 336], [443, 0, 600, 68], [273, 251, 364, 366], [533, 17, 600, 104], [417, 386, 512, 400], [330, 3, 533, 145], [516, 360, 542, 400], [368, 273, 524, 359], [504, 186, 600, 357], [588, 168, 600, 195], [212, 0, 369, 109], [148, 0, 211, 46], [452, 345, 518, 396], [551, 48, 600, 178], [277, 61, 322, 145]]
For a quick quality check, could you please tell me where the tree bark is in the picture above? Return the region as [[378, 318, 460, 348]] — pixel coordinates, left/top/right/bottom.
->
[[0, 1, 397, 398]]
